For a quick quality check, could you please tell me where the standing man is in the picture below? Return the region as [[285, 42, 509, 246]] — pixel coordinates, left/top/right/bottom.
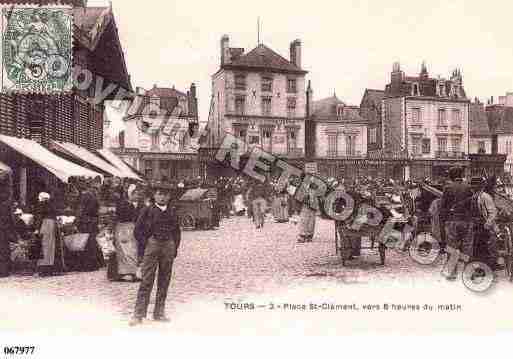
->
[[130, 184, 181, 326], [250, 181, 267, 229], [475, 176, 502, 271], [440, 167, 474, 280]]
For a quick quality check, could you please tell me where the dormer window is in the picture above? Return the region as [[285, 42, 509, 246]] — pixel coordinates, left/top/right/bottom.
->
[[337, 106, 344, 118], [438, 83, 446, 97]]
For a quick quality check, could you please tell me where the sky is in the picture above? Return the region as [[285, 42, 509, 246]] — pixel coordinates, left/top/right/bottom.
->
[[92, 0, 513, 131]]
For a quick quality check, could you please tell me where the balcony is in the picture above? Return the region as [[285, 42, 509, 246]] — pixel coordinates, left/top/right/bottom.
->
[[435, 151, 467, 159], [326, 150, 362, 158]]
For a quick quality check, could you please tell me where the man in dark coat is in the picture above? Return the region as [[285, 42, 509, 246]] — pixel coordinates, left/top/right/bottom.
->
[[130, 184, 181, 326], [440, 167, 474, 280]]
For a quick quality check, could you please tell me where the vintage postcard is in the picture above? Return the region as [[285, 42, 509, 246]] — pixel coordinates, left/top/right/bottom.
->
[[0, 0, 512, 357]]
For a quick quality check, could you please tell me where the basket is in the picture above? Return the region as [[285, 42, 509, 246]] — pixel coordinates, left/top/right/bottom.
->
[[63, 233, 89, 252]]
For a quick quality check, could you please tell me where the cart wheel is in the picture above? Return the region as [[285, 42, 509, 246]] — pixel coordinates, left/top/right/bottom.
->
[[379, 243, 386, 265], [181, 214, 196, 229], [503, 224, 513, 282]]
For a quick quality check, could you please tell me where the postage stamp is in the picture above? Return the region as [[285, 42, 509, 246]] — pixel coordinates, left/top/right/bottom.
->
[[1, 7, 73, 93]]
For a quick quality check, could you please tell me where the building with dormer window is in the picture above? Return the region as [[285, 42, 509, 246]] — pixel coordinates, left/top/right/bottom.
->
[[203, 36, 308, 170], [380, 62, 470, 180]]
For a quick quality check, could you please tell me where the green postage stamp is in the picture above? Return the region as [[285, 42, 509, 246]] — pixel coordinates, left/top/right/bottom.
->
[[2, 7, 73, 93]]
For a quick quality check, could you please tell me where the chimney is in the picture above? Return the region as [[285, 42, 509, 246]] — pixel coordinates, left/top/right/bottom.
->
[[189, 83, 198, 119], [290, 39, 302, 68], [306, 80, 313, 117], [390, 61, 404, 94], [221, 35, 230, 66]]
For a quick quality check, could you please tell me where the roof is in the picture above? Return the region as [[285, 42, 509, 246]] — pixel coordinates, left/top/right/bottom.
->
[[146, 86, 187, 98], [223, 44, 307, 75], [361, 89, 385, 107], [469, 103, 491, 136], [312, 95, 345, 118], [73, 6, 133, 92]]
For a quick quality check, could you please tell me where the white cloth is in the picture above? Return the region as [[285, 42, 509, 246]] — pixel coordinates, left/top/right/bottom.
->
[[38, 192, 50, 202], [155, 204, 167, 212]]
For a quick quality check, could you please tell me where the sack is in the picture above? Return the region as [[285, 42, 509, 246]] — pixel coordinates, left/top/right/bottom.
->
[[63, 233, 89, 252]]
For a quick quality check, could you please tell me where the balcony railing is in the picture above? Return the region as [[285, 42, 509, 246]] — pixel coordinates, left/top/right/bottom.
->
[[435, 151, 467, 159], [326, 151, 362, 158]]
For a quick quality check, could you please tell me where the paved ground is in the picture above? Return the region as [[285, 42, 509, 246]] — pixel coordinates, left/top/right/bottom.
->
[[2, 215, 513, 335]]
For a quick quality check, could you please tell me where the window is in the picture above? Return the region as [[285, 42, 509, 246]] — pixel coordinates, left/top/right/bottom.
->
[[478, 141, 486, 154], [262, 96, 272, 116], [438, 137, 447, 152], [261, 76, 273, 92], [151, 131, 160, 150], [369, 128, 377, 144], [235, 74, 246, 90], [287, 78, 297, 93], [236, 128, 246, 139], [235, 96, 245, 115], [411, 137, 421, 154], [422, 138, 431, 154], [411, 108, 421, 124], [412, 83, 420, 96], [451, 109, 461, 127], [145, 160, 153, 179], [249, 135, 259, 144], [451, 138, 461, 153], [287, 98, 296, 118], [287, 130, 297, 150], [346, 135, 356, 156], [328, 135, 338, 156], [439, 84, 446, 97], [263, 130, 272, 138], [438, 109, 447, 127], [337, 106, 344, 118]]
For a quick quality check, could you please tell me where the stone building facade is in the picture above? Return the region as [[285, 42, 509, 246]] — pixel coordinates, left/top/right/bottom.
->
[[380, 62, 470, 180], [205, 36, 308, 159]]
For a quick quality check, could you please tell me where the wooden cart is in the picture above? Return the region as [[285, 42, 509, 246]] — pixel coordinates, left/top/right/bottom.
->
[[176, 188, 217, 230]]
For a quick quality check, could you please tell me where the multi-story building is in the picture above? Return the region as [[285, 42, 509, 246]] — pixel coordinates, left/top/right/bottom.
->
[[499, 92, 513, 107], [360, 89, 384, 152], [381, 62, 470, 180], [310, 94, 368, 179], [118, 84, 200, 182], [0, 1, 132, 204], [469, 100, 492, 154], [205, 35, 308, 166], [486, 104, 513, 175]]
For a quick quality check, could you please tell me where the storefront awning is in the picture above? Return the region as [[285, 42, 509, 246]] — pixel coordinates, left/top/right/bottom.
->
[[96, 148, 142, 181], [0, 135, 103, 183], [52, 141, 126, 178]]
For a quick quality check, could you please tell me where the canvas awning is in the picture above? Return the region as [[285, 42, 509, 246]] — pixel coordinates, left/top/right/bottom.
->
[[52, 141, 126, 178], [0, 135, 102, 183], [96, 148, 142, 181]]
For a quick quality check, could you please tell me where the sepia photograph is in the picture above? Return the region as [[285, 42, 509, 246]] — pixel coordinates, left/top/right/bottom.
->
[[0, 0, 512, 357]]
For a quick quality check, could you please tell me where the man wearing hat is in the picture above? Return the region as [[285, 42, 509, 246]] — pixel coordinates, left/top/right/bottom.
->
[[440, 166, 473, 280], [130, 183, 181, 326]]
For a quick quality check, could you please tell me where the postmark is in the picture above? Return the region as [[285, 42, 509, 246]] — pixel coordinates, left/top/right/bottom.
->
[[2, 7, 72, 93]]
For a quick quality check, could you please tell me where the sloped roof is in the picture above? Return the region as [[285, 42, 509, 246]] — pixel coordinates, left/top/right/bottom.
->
[[73, 7, 132, 92], [469, 103, 491, 136], [223, 44, 307, 74], [312, 95, 367, 123], [361, 89, 384, 107], [146, 86, 187, 98], [385, 74, 467, 100], [312, 95, 345, 119]]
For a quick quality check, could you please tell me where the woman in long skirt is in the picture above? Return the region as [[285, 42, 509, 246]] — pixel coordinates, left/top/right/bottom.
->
[[110, 185, 143, 281], [298, 191, 317, 243], [34, 193, 64, 276], [75, 183, 103, 272]]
